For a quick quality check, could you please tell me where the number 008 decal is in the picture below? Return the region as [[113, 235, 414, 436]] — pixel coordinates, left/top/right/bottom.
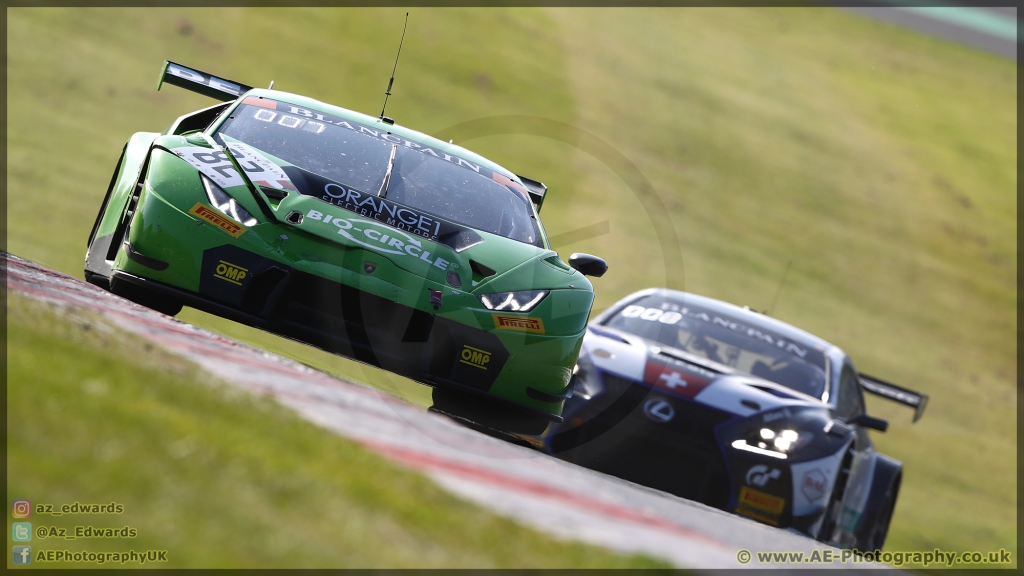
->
[[620, 305, 683, 325]]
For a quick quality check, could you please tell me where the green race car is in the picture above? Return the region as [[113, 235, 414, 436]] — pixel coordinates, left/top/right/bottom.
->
[[85, 61, 608, 433]]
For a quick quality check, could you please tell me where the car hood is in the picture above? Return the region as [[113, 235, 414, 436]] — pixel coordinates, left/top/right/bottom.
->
[[581, 325, 828, 418]]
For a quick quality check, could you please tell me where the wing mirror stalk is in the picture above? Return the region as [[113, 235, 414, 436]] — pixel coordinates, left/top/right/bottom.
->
[[568, 253, 608, 277], [849, 413, 889, 432]]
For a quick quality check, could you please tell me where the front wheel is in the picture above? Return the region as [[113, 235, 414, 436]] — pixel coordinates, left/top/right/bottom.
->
[[862, 480, 898, 552], [817, 447, 854, 543]]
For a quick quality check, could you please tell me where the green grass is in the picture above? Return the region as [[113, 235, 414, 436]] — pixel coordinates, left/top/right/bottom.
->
[[5, 292, 666, 568], [6, 7, 1015, 567]]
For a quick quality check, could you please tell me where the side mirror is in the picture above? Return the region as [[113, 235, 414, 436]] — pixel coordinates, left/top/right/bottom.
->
[[849, 413, 889, 432], [568, 253, 608, 278]]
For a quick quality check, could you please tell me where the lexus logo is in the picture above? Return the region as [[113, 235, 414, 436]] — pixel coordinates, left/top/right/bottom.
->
[[643, 398, 675, 423]]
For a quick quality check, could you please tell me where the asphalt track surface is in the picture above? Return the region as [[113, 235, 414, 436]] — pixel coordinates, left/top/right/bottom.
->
[[838, 4, 1016, 60], [4, 252, 892, 570]]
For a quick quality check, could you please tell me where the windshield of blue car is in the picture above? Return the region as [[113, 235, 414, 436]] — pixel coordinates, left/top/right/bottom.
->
[[214, 101, 542, 246], [604, 295, 827, 398]]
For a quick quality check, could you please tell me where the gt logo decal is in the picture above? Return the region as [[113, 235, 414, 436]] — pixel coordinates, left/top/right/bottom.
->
[[189, 203, 247, 238], [460, 345, 491, 370], [214, 260, 248, 286], [493, 315, 545, 334], [746, 464, 781, 487]]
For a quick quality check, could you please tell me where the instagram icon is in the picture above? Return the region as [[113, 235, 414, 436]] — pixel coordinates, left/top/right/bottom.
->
[[12, 500, 31, 518]]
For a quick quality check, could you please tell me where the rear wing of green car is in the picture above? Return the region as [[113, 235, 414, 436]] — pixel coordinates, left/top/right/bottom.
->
[[516, 175, 547, 212], [859, 373, 929, 423], [157, 60, 252, 102]]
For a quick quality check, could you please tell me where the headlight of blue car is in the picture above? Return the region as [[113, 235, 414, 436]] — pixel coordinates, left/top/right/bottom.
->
[[721, 406, 851, 462]]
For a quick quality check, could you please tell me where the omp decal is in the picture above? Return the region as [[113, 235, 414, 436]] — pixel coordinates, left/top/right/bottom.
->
[[493, 315, 545, 334], [746, 465, 782, 488], [800, 468, 828, 502], [738, 486, 785, 522], [642, 398, 675, 423], [460, 345, 491, 370], [189, 203, 247, 238], [643, 361, 710, 399], [303, 210, 452, 270], [213, 260, 248, 286]]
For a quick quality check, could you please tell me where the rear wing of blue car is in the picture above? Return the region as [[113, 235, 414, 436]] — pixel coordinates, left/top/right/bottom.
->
[[859, 374, 928, 423], [157, 61, 252, 102]]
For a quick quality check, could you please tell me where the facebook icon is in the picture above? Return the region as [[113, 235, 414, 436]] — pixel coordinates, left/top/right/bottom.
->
[[12, 546, 32, 565]]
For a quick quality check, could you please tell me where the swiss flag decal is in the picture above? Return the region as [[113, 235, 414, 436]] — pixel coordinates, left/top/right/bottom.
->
[[643, 361, 711, 398]]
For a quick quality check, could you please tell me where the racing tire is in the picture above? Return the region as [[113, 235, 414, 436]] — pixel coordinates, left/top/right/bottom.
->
[[818, 447, 854, 543], [430, 388, 551, 436], [863, 479, 898, 552], [109, 276, 183, 317]]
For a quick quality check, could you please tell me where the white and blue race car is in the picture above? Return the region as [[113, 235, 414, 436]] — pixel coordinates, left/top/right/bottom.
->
[[539, 288, 927, 550]]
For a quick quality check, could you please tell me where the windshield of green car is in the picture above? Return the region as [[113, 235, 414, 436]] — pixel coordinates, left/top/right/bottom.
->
[[214, 100, 542, 246], [604, 295, 828, 398]]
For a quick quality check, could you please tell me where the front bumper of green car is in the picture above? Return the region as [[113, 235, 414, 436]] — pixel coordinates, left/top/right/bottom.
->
[[110, 160, 590, 421]]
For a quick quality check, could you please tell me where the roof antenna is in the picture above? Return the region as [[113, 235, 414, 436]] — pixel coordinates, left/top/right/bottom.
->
[[765, 260, 792, 317], [268, 80, 275, 89], [378, 12, 409, 126]]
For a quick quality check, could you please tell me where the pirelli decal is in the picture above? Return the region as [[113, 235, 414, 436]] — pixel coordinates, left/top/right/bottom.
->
[[189, 203, 247, 238], [493, 315, 545, 334], [737, 487, 785, 525]]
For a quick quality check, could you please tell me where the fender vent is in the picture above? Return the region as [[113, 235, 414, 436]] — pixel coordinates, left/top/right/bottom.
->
[[469, 260, 496, 283], [242, 266, 289, 313]]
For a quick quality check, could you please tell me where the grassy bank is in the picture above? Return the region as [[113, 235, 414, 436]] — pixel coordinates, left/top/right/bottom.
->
[[6, 292, 665, 568], [6, 7, 1015, 566]]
